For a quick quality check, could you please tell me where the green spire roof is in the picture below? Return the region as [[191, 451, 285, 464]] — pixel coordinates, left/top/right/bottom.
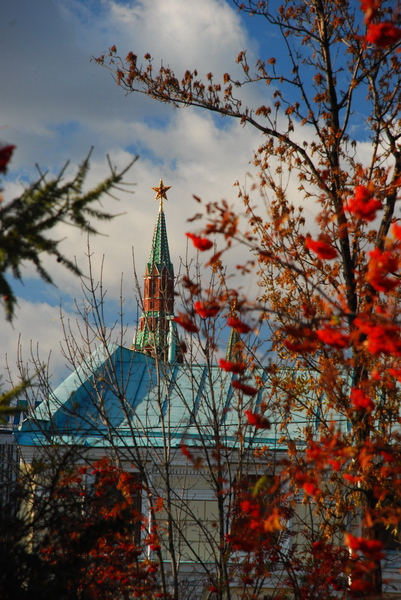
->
[[226, 327, 242, 361], [147, 206, 174, 276]]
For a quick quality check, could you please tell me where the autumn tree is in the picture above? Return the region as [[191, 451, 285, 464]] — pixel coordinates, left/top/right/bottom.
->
[[0, 448, 159, 600], [96, 0, 401, 597]]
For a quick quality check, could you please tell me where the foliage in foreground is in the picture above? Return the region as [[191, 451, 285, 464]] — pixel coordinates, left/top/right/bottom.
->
[[0, 455, 162, 600]]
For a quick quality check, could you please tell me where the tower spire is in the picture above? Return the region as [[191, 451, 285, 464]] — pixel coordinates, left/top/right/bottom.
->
[[225, 300, 244, 362], [134, 181, 180, 361]]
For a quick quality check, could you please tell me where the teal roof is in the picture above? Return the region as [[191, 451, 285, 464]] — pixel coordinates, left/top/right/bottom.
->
[[147, 206, 173, 276], [15, 345, 348, 450]]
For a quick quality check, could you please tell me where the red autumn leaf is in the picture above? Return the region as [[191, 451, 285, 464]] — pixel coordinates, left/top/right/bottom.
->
[[294, 471, 318, 496], [350, 387, 375, 412], [392, 222, 401, 241], [303, 482, 319, 496], [173, 313, 199, 333], [305, 237, 338, 259], [181, 444, 192, 460], [0, 144, 16, 173], [284, 339, 318, 353], [360, 0, 380, 24], [193, 300, 220, 318], [316, 326, 350, 349], [147, 564, 158, 573], [349, 578, 370, 595], [388, 367, 401, 381], [244, 409, 270, 428], [186, 232, 213, 251], [240, 499, 259, 515], [366, 21, 401, 48], [149, 542, 161, 552], [344, 185, 382, 221], [232, 380, 257, 396], [240, 499, 252, 513], [282, 325, 317, 354], [380, 449, 396, 462], [354, 314, 401, 355], [225, 532, 258, 553], [344, 533, 384, 560], [218, 358, 246, 374], [350, 579, 371, 592], [227, 316, 252, 334], [366, 248, 399, 292], [352, 184, 373, 202], [343, 473, 361, 484], [306, 442, 326, 463]]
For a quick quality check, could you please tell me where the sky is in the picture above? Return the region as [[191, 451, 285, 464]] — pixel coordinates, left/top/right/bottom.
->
[[0, 0, 374, 390], [1, 0, 279, 387]]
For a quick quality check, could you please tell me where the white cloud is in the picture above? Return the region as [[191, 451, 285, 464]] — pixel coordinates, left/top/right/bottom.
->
[[1, 0, 268, 384], [106, 0, 249, 71], [1, 298, 73, 389]]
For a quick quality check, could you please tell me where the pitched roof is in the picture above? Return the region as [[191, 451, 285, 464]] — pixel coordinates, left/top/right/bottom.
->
[[15, 345, 344, 450]]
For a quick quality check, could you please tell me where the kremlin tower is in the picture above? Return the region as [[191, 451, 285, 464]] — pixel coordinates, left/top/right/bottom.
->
[[133, 180, 181, 362]]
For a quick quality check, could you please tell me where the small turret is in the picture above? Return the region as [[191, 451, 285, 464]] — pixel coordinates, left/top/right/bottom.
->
[[225, 327, 243, 362]]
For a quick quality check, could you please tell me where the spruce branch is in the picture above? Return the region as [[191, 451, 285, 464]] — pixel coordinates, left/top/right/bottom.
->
[[0, 150, 137, 320]]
